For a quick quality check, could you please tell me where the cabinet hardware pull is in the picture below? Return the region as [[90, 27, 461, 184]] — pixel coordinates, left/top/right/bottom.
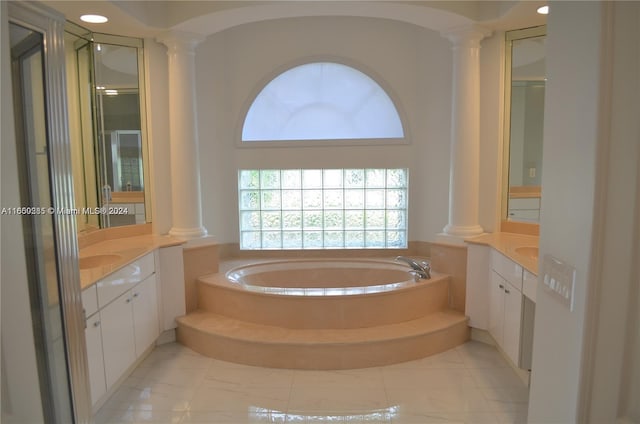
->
[[93, 321, 100, 327], [133, 293, 139, 298], [126, 298, 132, 303], [505, 289, 510, 294], [499, 284, 504, 289]]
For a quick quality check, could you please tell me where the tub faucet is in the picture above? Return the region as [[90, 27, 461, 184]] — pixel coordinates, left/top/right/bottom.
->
[[395, 256, 431, 279]]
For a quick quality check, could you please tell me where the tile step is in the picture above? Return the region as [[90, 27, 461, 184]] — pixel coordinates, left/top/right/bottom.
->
[[177, 310, 469, 369]]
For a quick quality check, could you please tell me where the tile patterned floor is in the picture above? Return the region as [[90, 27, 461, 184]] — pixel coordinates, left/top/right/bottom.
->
[[94, 341, 529, 424]]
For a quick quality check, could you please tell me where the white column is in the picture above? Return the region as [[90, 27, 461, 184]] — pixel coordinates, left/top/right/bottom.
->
[[439, 25, 491, 241], [157, 31, 208, 239]]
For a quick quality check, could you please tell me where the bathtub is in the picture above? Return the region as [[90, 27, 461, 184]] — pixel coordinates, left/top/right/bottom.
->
[[225, 258, 420, 296], [197, 258, 451, 329]]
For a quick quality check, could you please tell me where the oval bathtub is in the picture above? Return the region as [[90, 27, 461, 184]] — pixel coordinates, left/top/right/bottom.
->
[[197, 258, 452, 329], [226, 259, 418, 295]]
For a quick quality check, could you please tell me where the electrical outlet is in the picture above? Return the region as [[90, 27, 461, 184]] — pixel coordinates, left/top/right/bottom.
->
[[542, 254, 576, 311], [529, 167, 536, 178]]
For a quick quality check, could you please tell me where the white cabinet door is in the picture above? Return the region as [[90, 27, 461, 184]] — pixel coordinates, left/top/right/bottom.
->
[[503, 281, 523, 366], [132, 274, 159, 357], [489, 271, 505, 346], [85, 314, 106, 406], [100, 291, 136, 388]]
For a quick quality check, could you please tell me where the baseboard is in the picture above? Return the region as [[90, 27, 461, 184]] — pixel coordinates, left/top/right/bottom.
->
[[156, 329, 176, 345]]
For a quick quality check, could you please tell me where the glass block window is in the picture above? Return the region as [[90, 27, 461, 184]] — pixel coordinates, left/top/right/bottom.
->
[[242, 62, 404, 142], [239, 169, 408, 250]]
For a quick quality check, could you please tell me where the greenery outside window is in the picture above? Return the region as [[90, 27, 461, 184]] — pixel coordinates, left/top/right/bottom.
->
[[239, 169, 408, 249]]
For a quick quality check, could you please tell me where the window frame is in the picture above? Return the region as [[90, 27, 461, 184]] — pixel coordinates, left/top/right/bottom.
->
[[236, 58, 410, 148]]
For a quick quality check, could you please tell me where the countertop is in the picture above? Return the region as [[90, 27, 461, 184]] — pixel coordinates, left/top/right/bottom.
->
[[465, 232, 539, 275], [79, 234, 185, 290]]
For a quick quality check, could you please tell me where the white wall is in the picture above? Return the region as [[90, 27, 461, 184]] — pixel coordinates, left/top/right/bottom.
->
[[528, 2, 605, 422], [184, 16, 503, 244], [580, 2, 639, 422]]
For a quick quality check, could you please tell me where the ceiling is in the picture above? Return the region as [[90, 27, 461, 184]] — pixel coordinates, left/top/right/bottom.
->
[[44, 1, 546, 39]]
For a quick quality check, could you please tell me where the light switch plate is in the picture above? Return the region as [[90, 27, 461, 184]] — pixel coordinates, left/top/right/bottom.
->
[[542, 254, 576, 311]]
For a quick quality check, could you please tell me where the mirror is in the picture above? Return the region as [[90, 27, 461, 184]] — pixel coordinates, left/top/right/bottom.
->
[[503, 26, 546, 223], [64, 24, 150, 230]]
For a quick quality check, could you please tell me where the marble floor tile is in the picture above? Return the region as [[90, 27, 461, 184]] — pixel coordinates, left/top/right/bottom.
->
[[180, 409, 287, 423], [203, 365, 295, 389], [94, 408, 184, 424], [288, 385, 389, 412], [93, 341, 530, 424], [455, 342, 510, 369], [188, 385, 290, 413], [468, 367, 526, 389], [390, 411, 501, 424], [385, 387, 493, 414], [381, 368, 477, 389], [292, 368, 384, 388]]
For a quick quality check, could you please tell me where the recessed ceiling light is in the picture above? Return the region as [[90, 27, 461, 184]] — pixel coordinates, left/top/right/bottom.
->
[[80, 14, 108, 24], [537, 5, 549, 15]]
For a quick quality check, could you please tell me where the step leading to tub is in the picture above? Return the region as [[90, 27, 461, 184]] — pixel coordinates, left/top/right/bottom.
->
[[177, 310, 469, 369]]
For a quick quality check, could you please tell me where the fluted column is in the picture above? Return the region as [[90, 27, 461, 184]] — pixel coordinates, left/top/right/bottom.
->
[[439, 25, 491, 241], [157, 31, 208, 239]]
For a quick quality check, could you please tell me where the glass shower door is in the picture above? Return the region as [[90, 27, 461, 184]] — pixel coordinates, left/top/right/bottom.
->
[[3, 22, 74, 423]]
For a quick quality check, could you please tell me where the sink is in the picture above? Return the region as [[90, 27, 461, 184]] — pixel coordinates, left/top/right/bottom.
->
[[79, 254, 122, 270], [515, 246, 539, 259]]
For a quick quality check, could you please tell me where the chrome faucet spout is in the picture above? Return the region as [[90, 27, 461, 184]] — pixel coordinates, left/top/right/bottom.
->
[[395, 256, 431, 279]]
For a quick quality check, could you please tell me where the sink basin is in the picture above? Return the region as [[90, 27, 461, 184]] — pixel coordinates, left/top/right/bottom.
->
[[515, 246, 539, 259], [79, 254, 122, 270]]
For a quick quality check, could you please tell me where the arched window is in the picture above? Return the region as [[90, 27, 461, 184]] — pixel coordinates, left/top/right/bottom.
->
[[242, 62, 404, 142]]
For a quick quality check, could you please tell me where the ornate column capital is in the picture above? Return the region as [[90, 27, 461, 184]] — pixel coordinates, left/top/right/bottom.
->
[[441, 24, 492, 48], [156, 30, 205, 55]]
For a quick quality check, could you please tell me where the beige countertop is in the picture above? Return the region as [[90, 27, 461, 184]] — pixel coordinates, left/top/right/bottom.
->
[[79, 234, 185, 290], [465, 232, 539, 275]]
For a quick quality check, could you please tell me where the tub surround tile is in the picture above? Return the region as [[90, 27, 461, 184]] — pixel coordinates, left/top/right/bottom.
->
[[197, 269, 451, 329], [177, 310, 469, 370], [429, 243, 468, 313], [183, 242, 219, 313]]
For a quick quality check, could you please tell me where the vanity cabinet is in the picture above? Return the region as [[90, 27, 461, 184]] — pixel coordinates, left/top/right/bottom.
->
[[100, 289, 137, 388], [489, 250, 532, 369], [489, 270, 523, 366], [84, 312, 106, 406], [466, 243, 535, 370], [82, 252, 159, 407]]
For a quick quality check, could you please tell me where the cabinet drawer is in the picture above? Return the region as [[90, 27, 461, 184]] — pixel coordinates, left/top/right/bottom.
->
[[82, 285, 98, 318], [523, 270, 537, 303], [491, 250, 523, 291], [97, 252, 155, 308]]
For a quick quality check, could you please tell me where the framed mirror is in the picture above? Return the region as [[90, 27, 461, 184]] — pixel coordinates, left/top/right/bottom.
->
[[64, 23, 151, 230], [502, 26, 546, 224]]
